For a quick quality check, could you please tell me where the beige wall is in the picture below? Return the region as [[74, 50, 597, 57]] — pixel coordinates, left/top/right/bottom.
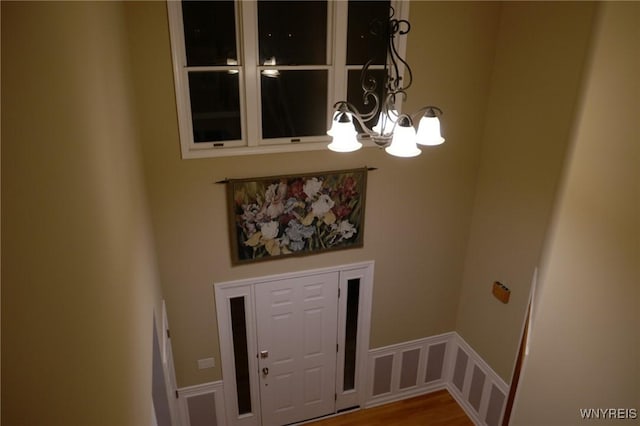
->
[[512, 2, 640, 423], [1, 2, 163, 425], [455, 2, 597, 382], [4, 2, 628, 419], [126, 1, 500, 387]]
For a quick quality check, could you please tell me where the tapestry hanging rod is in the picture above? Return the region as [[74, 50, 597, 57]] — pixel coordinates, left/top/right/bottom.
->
[[215, 166, 378, 184]]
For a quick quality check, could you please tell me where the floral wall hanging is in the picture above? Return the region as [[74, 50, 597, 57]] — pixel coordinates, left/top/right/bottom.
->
[[226, 168, 367, 265]]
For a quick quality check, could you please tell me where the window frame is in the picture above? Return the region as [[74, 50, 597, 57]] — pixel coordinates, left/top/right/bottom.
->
[[167, 0, 408, 159]]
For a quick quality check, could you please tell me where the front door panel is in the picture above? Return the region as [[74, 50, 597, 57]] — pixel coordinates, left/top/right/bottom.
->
[[255, 272, 339, 426]]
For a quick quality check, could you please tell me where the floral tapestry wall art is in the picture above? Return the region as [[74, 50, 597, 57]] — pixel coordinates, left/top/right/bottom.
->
[[227, 168, 367, 265]]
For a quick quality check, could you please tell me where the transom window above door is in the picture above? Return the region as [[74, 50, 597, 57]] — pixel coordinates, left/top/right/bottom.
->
[[167, 0, 402, 159]]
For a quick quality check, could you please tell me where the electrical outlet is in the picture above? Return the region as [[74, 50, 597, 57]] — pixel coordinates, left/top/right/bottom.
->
[[197, 357, 215, 369]]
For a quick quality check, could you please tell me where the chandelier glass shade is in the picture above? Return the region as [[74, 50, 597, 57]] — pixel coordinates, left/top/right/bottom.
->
[[327, 112, 362, 152], [327, 9, 445, 157]]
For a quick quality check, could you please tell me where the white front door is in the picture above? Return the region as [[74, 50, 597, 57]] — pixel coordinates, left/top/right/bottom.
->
[[255, 272, 339, 426]]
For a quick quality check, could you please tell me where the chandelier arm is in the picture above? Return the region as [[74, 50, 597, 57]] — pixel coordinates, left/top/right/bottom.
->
[[388, 19, 413, 92], [387, 36, 402, 91], [360, 60, 378, 92], [331, 82, 381, 124], [384, 112, 411, 135], [331, 101, 378, 136], [375, 91, 398, 126], [358, 96, 381, 122], [408, 105, 444, 123], [334, 97, 380, 124], [383, 88, 410, 116], [356, 60, 383, 122], [352, 114, 377, 136]]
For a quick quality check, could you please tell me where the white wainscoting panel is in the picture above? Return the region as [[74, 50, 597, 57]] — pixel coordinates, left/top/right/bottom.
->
[[177, 381, 226, 426], [178, 334, 509, 426], [366, 332, 453, 407], [446, 333, 509, 426], [365, 332, 509, 426]]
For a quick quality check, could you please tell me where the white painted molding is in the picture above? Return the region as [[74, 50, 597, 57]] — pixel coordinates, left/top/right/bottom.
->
[[335, 264, 375, 411], [215, 261, 375, 426], [364, 332, 508, 426], [177, 333, 508, 426], [366, 332, 453, 408], [214, 261, 375, 290], [177, 381, 226, 426], [447, 333, 508, 426], [453, 333, 509, 393]]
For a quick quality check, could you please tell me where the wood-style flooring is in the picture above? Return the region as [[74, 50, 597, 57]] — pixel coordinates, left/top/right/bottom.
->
[[304, 390, 473, 426]]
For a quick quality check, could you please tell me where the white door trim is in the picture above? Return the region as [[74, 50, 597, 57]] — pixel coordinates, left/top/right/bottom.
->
[[335, 265, 373, 411], [215, 261, 374, 426]]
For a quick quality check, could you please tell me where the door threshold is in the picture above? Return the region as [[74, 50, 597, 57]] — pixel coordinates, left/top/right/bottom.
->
[[293, 406, 361, 425]]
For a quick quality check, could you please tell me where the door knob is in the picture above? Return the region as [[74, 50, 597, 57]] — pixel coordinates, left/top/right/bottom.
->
[[262, 367, 269, 375], [260, 350, 269, 358]]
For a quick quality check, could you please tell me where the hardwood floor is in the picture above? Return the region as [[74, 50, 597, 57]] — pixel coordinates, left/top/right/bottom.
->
[[304, 390, 473, 426]]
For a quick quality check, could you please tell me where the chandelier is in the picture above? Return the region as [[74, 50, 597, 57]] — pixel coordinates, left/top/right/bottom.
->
[[327, 9, 445, 157]]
